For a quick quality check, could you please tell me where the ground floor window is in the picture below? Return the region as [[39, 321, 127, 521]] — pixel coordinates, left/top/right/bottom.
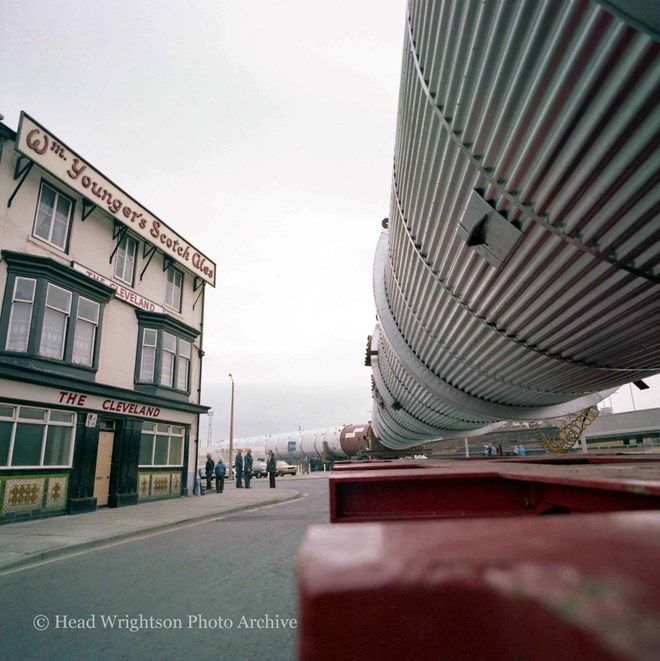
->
[[0, 404, 76, 468], [138, 423, 185, 467]]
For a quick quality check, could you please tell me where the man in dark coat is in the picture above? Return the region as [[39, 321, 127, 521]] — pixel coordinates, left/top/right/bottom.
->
[[244, 448, 253, 489], [205, 454, 214, 492], [235, 449, 244, 488], [266, 450, 276, 489], [214, 458, 227, 493]]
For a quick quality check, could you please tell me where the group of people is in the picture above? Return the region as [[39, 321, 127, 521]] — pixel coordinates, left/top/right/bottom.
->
[[204, 449, 278, 493], [483, 443, 527, 456], [204, 454, 227, 493]]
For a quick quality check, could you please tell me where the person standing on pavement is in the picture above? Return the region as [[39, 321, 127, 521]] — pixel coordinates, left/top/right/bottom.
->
[[235, 448, 244, 488], [205, 453, 215, 492], [214, 458, 226, 493], [244, 448, 253, 489], [266, 450, 276, 489]]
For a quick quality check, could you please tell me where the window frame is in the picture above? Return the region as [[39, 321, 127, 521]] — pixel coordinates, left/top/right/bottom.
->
[[138, 422, 185, 467], [176, 339, 191, 391], [113, 235, 138, 286], [136, 327, 192, 394], [139, 328, 158, 382], [164, 266, 183, 312], [5, 277, 36, 353], [0, 404, 76, 469], [72, 296, 101, 367], [39, 283, 72, 360], [0, 251, 113, 377], [32, 180, 74, 252], [160, 332, 177, 387], [134, 311, 199, 397]]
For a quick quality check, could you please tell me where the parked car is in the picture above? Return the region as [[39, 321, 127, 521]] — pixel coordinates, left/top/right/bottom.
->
[[276, 460, 297, 477], [251, 459, 268, 478]]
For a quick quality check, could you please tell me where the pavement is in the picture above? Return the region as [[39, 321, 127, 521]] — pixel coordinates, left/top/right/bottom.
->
[[0, 473, 327, 573]]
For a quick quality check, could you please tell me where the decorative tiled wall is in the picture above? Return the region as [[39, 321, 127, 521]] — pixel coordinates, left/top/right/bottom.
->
[[137, 471, 182, 500], [0, 474, 68, 523]]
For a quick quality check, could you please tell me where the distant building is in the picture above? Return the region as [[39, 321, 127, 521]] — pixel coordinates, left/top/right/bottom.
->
[[0, 113, 216, 523]]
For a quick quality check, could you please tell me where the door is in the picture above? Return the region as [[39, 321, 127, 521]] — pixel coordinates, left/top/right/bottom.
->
[[94, 431, 115, 507]]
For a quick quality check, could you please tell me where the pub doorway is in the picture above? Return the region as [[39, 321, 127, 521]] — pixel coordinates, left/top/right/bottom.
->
[[94, 420, 116, 507]]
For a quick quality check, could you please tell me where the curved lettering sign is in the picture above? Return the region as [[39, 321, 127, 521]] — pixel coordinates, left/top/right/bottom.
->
[[17, 112, 216, 287]]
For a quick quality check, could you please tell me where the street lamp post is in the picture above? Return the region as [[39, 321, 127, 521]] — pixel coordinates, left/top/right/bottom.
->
[[228, 373, 235, 480]]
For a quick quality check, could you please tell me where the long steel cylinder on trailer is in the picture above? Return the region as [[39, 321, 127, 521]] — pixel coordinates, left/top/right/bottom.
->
[[370, 0, 660, 450]]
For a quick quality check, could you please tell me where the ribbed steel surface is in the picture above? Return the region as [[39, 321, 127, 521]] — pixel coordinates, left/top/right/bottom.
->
[[371, 0, 660, 449]]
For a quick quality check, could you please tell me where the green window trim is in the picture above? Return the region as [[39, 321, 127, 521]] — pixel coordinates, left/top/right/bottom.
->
[[0, 404, 76, 469], [138, 422, 186, 467], [133, 310, 199, 397], [0, 251, 114, 376]]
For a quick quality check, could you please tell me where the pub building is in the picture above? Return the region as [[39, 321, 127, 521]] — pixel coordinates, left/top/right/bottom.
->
[[0, 112, 216, 523]]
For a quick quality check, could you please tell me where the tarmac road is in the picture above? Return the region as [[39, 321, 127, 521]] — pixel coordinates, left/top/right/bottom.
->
[[0, 475, 330, 661]]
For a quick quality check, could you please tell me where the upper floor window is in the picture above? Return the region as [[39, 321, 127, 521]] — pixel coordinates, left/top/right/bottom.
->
[[139, 329, 158, 382], [138, 328, 191, 392], [165, 267, 182, 311], [134, 310, 199, 396], [176, 340, 191, 391], [6, 277, 36, 353], [9, 282, 100, 367], [1, 252, 112, 375], [33, 182, 73, 251], [114, 236, 137, 285], [160, 332, 177, 387], [72, 297, 101, 365], [39, 284, 72, 360]]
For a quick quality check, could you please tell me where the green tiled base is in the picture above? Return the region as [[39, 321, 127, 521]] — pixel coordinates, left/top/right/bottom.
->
[[0, 474, 68, 523], [137, 471, 182, 501]]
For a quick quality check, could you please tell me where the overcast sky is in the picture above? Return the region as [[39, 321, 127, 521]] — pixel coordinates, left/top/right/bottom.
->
[[1, 0, 657, 444]]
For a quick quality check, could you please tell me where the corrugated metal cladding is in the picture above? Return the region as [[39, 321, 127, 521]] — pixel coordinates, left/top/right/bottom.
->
[[371, 0, 660, 449]]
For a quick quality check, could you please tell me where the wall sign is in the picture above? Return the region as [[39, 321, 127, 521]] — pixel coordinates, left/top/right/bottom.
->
[[0, 381, 193, 424], [16, 112, 216, 286], [72, 263, 164, 313], [58, 390, 161, 418]]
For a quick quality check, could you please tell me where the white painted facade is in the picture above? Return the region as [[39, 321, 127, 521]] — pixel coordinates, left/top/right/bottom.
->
[[0, 115, 214, 522]]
